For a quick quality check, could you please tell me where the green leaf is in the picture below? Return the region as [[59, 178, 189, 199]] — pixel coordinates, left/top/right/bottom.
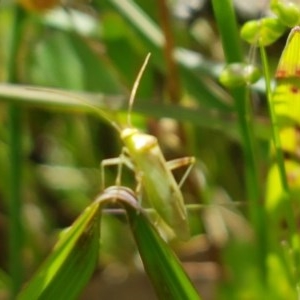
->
[[95, 186, 201, 299], [0, 83, 271, 141], [18, 201, 101, 300], [124, 203, 201, 300]]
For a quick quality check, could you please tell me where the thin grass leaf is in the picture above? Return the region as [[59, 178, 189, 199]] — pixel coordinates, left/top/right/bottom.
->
[[0, 84, 272, 142], [18, 201, 101, 300], [124, 203, 201, 299], [6, 5, 27, 296], [212, 0, 265, 277], [95, 186, 201, 299]]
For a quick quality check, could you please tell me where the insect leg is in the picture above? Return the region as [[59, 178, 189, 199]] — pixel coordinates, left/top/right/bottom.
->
[[100, 147, 134, 190], [166, 156, 195, 188]]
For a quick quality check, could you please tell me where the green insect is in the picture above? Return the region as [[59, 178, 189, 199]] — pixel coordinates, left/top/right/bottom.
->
[[101, 54, 195, 240], [21, 54, 195, 239]]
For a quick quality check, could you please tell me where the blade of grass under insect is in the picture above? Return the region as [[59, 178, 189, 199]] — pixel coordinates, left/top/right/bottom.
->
[[18, 201, 101, 300], [105, 0, 232, 111], [211, 0, 265, 277], [124, 203, 201, 300], [6, 5, 26, 297], [95, 186, 201, 300]]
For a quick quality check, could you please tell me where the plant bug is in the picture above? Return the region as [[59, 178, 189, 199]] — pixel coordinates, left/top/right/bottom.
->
[[18, 54, 195, 239], [101, 53, 195, 240]]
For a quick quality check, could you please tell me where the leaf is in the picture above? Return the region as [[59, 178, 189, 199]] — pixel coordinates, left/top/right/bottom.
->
[[123, 203, 201, 299], [95, 186, 201, 300], [18, 201, 101, 300], [0, 84, 247, 139]]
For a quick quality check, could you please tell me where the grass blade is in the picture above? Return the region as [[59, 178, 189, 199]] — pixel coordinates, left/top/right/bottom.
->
[[212, 0, 265, 278], [18, 201, 101, 300], [6, 5, 27, 296], [95, 186, 201, 299], [124, 204, 201, 299], [0, 84, 249, 139]]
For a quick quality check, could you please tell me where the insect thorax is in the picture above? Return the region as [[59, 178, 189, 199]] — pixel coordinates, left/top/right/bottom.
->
[[121, 127, 158, 153]]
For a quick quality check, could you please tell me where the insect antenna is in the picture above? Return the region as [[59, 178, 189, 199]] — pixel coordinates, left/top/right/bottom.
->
[[127, 53, 151, 127]]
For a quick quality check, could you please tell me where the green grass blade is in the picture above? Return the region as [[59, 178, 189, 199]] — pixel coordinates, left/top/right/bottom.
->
[[95, 186, 201, 299], [212, 0, 265, 278], [6, 5, 26, 296], [0, 83, 271, 141], [211, 0, 242, 62], [212, 0, 261, 201], [0, 84, 234, 135], [18, 201, 101, 300], [124, 205, 201, 300]]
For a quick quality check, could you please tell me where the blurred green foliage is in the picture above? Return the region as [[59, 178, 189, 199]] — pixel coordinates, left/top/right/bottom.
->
[[1, 0, 300, 299]]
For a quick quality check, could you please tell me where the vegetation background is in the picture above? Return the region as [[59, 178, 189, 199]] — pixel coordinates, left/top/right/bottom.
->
[[0, 0, 298, 299]]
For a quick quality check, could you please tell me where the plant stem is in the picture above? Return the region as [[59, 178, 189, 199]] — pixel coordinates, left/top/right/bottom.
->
[[212, 0, 266, 278], [6, 5, 26, 297]]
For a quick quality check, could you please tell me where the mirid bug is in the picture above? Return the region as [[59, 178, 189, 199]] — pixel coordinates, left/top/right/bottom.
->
[[101, 54, 195, 240]]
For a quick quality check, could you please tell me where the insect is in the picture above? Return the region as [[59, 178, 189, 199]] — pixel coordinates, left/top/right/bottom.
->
[[22, 53, 195, 240], [101, 54, 195, 240]]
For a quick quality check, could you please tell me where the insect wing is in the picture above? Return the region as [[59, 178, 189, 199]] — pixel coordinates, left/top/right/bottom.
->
[[122, 130, 190, 239]]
